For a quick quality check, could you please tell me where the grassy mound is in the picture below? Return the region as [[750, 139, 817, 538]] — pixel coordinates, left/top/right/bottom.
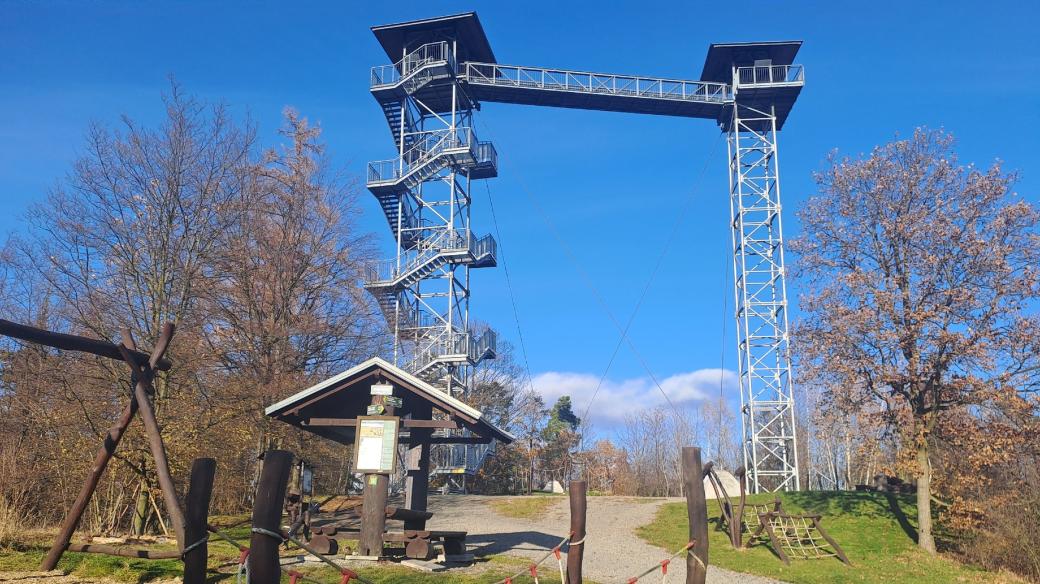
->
[[637, 490, 1024, 584]]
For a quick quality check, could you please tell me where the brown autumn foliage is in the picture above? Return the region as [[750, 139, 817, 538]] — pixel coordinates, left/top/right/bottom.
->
[[0, 87, 385, 531], [792, 128, 1040, 571]]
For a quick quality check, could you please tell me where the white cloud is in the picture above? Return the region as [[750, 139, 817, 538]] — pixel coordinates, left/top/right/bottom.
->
[[530, 368, 738, 427]]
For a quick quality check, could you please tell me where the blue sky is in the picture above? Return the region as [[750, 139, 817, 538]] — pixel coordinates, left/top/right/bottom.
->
[[2, 1, 1038, 428]]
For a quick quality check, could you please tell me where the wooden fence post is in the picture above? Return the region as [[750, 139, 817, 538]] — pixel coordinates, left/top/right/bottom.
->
[[567, 480, 587, 584], [249, 450, 293, 584], [183, 458, 216, 584], [682, 447, 709, 584]]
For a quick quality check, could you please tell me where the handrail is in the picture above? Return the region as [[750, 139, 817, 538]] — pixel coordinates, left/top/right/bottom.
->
[[365, 229, 496, 286], [735, 64, 805, 87], [462, 62, 732, 103], [367, 127, 478, 185], [370, 41, 456, 88]]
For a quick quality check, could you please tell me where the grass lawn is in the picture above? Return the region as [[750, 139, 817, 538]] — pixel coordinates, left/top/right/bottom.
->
[[487, 495, 559, 519], [0, 522, 573, 584], [637, 490, 1024, 584]]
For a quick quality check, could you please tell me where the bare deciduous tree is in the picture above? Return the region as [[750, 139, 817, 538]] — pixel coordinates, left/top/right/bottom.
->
[[792, 128, 1040, 552]]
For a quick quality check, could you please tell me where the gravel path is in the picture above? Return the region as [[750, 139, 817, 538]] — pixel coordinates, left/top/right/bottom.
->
[[427, 495, 784, 584]]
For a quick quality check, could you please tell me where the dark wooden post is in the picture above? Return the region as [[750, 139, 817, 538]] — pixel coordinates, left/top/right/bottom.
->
[[404, 402, 432, 531], [566, 480, 587, 584], [682, 447, 709, 584], [40, 397, 138, 570], [358, 394, 395, 557], [183, 458, 216, 584], [249, 450, 293, 584]]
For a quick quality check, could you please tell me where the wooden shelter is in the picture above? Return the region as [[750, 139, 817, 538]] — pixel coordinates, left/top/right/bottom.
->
[[265, 357, 514, 559]]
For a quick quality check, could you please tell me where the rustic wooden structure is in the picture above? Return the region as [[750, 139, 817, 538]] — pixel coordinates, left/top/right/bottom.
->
[[0, 320, 215, 580], [749, 502, 851, 566], [265, 357, 514, 560], [681, 447, 709, 584], [703, 462, 748, 548]]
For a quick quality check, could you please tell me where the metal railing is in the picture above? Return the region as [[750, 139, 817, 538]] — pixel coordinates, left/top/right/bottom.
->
[[469, 329, 497, 360], [463, 62, 732, 103], [735, 64, 805, 87], [365, 229, 495, 285], [367, 127, 477, 185], [475, 141, 497, 169], [370, 41, 456, 87]]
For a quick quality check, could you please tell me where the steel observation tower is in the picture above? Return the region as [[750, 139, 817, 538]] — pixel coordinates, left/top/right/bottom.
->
[[365, 12, 804, 491]]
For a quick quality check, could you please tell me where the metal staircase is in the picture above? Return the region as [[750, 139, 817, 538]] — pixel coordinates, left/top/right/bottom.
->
[[366, 37, 500, 479]]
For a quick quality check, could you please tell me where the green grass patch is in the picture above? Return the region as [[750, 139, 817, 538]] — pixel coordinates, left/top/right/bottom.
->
[[488, 495, 559, 519], [637, 490, 1023, 583]]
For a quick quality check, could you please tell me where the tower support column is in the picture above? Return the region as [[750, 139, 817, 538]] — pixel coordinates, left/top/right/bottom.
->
[[727, 103, 800, 493]]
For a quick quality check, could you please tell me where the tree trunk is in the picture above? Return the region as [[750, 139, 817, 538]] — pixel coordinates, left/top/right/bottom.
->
[[132, 479, 150, 536], [915, 436, 936, 553]]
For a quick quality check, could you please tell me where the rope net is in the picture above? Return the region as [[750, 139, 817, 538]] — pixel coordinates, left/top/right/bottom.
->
[[767, 514, 840, 561]]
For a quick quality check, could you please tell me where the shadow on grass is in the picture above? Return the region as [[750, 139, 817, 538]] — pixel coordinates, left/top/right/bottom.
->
[[883, 492, 919, 543]]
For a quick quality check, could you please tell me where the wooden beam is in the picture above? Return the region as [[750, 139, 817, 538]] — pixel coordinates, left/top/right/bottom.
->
[[0, 319, 172, 370], [65, 543, 181, 559], [304, 417, 458, 430]]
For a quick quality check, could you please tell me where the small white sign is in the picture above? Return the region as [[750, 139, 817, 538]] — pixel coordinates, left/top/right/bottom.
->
[[370, 383, 394, 396]]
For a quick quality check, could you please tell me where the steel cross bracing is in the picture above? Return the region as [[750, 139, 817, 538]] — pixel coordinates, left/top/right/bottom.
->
[[728, 104, 800, 492], [366, 39, 500, 477], [366, 17, 804, 490]]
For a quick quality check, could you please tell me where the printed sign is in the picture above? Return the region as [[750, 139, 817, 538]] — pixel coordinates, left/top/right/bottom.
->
[[353, 416, 399, 474], [383, 396, 403, 409], [370, 383, 394, 396], [366, 404, 385, 415]]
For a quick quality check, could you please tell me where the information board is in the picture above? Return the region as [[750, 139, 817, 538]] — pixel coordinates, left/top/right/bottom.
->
[[352, 416, 399, 474]]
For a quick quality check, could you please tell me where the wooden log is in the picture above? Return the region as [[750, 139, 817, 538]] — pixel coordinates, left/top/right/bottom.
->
[[404, 403, 432, 531], [566, 480, 587, 584], [183, 458, 216, 584], [811, 516, 851, 566], [65, 543, 181, 559], [358, 394, 394, 556], [306, 534, 338, 555], [0, 318, 172, 370], [682, 447, 709, 584], [40, 396, 139, 570], [249, 450, 293, 584], [116, 336, 186, 550], [734, 467, 747, 548]]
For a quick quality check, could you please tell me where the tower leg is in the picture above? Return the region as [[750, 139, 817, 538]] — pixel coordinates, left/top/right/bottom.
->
[[728, 104, 800, 492]]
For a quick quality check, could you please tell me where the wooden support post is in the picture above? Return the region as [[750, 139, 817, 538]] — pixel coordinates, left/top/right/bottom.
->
[[566, 480, 587, 584], [40, 397, 139, 570], [249, 450, 293, 584], [734, 466, 748, 548], [117, 329, 186, 549], [183, 458, 216, 584], [682, 447, 709, 584], [359, 393, 395, 557], [404, 403, 432, 531]]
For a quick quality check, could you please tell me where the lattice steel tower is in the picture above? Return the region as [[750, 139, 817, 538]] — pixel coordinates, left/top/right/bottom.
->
[[365, 14, 804, 491]]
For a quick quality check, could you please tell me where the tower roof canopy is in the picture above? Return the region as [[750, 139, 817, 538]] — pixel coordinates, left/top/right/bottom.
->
[[372, 12, 496, 64], [700, 41, 802, 82]]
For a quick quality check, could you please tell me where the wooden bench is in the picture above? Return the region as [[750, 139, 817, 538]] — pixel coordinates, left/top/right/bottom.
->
[[337, 528, 466, 560]]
